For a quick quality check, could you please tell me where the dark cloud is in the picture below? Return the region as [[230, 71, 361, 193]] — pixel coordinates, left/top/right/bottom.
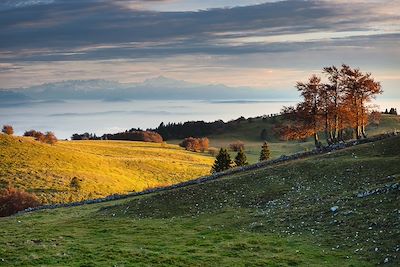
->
[[0, 0, 398, 62]]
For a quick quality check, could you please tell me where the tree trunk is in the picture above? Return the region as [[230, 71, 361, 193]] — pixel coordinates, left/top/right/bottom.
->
[[314, 132, 320, 148]]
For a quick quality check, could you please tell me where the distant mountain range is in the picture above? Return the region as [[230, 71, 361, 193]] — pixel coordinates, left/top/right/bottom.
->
[[0, 76, 294, 103]]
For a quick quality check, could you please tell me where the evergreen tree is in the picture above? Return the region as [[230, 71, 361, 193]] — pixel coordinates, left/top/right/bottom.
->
[[260, 128, 268, 140], [259, 142, 271, 161], [234, 148, 248, 167], [211, 148, 232, 173]]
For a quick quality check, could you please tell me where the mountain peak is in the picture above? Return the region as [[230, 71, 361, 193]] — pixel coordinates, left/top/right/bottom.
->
[[142, 76, 196, 88]]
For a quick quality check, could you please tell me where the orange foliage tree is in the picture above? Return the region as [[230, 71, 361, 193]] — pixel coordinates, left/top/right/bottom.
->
[[0, 188, 41, 217], [278, 64, 382, 147]]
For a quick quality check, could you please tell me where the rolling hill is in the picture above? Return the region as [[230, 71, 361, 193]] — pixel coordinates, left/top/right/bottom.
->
[[0, 135, 213, 203], [0, 135, 398, 266], [169, 114, 400, 163]]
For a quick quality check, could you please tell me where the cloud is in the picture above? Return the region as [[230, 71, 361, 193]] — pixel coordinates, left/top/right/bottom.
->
[[0, 0, 398, 95], [0, 0, 399, 61]]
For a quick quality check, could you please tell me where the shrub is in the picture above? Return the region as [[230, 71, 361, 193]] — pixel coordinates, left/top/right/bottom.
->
[[0, 187, 40, 217], [43, 131, 57, 144], [179, 137, 209, 152], [2, 125, 14, 135], [70, 177, 81, 191], [229, 141, 245, 152], [208, 147, 219, 156], [24, 129, 44, 140]]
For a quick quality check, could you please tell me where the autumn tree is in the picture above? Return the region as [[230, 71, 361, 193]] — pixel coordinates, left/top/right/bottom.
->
[[2, 125, 14, 135], [341, 65, 382, 138], [211, 148, 232, 173], [234, 148, 248, 166], [259, 142, 271, 161], [179, 137, 209, 152], [0, 188, 40, 217], [229, 141, 245, 152], [295, 75, 324, 147], [278, 64, 383, 146]]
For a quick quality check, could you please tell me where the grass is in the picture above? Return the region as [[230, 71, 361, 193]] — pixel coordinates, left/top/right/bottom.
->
[[0, 135, 398, 266], [0, 135, 213, 203]]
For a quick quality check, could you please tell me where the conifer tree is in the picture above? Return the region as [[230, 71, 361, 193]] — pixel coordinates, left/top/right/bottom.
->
[[259, 142, 271, 161], [234, 148, 248, 167], [211, 148, 232, 173]]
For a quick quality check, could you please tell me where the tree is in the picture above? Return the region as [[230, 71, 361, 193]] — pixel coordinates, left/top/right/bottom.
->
[[70, 177, 81, 191], [341, 65, 382, 139], [43, 132, 57, 144], [389, 108, 398, 115], [229, 141, 245, 152], [211, 148, 232, 173], [278, 64, 383, 146], [295, 75, 324, 147], [0, 188, 40, 217], [234, 148, 248, 166], [369, 111, 382, 127], [2, 125, 14, 135], [259, 142, 271, 161], [260, 129, 268, 140], [179, 137, 209, 152]]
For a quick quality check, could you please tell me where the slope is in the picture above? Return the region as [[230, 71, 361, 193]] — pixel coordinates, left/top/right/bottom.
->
[[0, 135, 398, 266], [0, 135, 213, 203], [207, 114, 400, 163]]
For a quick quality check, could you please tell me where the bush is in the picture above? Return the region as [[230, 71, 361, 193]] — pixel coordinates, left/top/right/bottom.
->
[[24, 129, 44, 140], [229, 141, 245, 152], [70, 177, 81, 191], [43, 131, 57, 144], [179, 137, 209, 152], [0, 188, 40, 217], [208, 147, 219, 156], [2, 125, 14, 135]]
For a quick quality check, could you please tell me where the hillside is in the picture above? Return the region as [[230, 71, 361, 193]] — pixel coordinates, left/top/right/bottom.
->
[[207, 114, 400, 163], [0, 135, 213, 203], [0, 135, 398, 266]]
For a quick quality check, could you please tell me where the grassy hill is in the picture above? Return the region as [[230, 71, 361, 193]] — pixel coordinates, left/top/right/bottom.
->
[[0, 135, 213, 203], [205, 114, 400, 163], [0, 135, 398, 266]]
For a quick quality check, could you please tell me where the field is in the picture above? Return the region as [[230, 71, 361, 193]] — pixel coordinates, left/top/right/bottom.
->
[[0, 135, 398, 266], [0, 135, 213, 203]]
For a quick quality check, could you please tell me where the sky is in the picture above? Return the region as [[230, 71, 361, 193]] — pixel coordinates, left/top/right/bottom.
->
[[0, 0, 399, 97]]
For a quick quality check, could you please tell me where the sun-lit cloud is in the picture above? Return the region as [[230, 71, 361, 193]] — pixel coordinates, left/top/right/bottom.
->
[[0, 0, 399, 96]]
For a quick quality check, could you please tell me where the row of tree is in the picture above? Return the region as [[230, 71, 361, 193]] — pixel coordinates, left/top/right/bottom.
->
[[71, 130, 163, 143], [211, 142, 271, 173], [279, 64, 383, 147], [383, 108, 398, 115], [2, 125, 57, 144]]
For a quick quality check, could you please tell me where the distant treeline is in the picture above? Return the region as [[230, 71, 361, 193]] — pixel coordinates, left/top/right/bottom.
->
[[71, 130, 163, 143], [151, 115, 276, 140], [383, 108, 398, 115]]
